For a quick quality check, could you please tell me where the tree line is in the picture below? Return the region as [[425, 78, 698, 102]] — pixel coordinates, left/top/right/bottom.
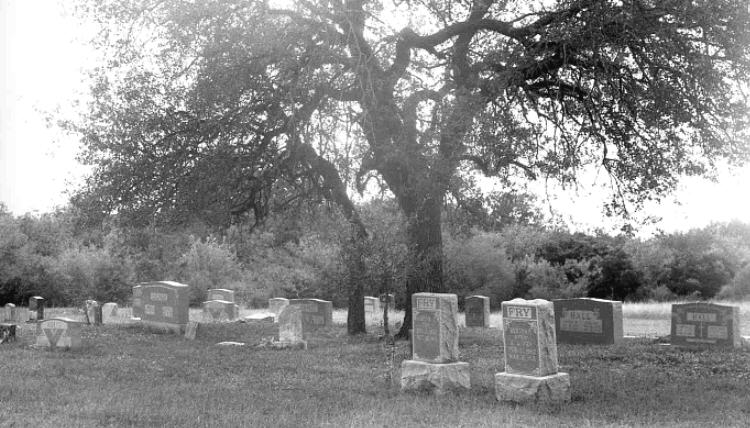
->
[[3, 200, 750, 310]]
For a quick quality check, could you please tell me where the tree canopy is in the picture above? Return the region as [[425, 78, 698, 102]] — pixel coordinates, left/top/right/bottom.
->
[[70, 0, 750, 336]]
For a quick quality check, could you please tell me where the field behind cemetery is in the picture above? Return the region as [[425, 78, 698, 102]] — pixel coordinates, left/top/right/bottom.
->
[[2, 302, 750, 427]]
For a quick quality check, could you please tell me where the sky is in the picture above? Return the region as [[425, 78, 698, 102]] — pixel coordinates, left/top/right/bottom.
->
[[1, 0, 749, 236]]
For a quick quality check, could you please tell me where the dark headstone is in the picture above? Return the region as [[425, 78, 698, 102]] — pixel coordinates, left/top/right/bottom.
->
[[553, 298, 623, 345], [671, 302, 741, 348], [465, 295, 490, 328], [29, 296, 44, 321], [139, 281, 190, 333]]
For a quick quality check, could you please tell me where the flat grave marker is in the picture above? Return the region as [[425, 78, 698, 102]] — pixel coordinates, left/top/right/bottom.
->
[[553, 298, 623, 345], [139, 281, 190, 333], [671, 302, 741, 348], [465, 295, 490, 328]]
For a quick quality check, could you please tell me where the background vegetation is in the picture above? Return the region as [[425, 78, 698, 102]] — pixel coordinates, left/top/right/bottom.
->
[[3, 197, 750, 309]]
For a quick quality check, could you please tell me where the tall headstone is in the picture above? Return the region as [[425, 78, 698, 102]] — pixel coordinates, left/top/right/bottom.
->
[[268, 298, 290, 320], [35, 318, 82, 349], [132, 285, 143, 319], [400, 293, 470, 394], [277, 305, 305, 347], [207, 289, 235, 303], [495, 298, 570, 403], [553, 298, 623, 345], [4, 303, 16, 322], [85, 300, 102, 325], [289, 299, 333, 331], [671, 302, 741, 348], [364, 296, 380, 314], [139, 281, 190, 334], [29, 296, 44, 321], [102, 303, 119, 324], [465, 295, 490, 328], [202, 300, 239, 322]]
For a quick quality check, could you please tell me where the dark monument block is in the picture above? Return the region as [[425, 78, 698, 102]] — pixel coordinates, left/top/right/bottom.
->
[[671, 302, 741, 348], [553, 298, 623, 345]]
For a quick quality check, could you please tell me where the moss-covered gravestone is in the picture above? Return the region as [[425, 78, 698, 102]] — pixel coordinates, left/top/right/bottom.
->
[[202, 300, 239, 322], [465, 295, 490, 328], [671, 302, 741, 348], [207, 289, 235, 303], [400, 293, 470, 394], [35, 318, 82, 349], [495, 298, 570, 403], [139, 281, 190, 334], [553, 298, 623, 345]]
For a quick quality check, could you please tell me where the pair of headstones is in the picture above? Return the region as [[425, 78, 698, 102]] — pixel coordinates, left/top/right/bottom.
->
[[202, 289, 239, 322], [134, 281, 190, 333], [83, 301, 120, 325]]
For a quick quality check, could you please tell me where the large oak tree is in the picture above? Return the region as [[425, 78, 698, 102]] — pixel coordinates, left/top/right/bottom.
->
[[70, 0, 749, 336]]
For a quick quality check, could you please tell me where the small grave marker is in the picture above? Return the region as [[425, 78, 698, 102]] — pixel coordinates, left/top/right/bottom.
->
[[139, 281, 190, 333], [465, 295, 490, 328], [85, 300, 102, 325], [553, 298, 623, 345], [29, 296, 44, 321], [364, 296, 380, 314], [35, 318, 82, 349], [207, 289, 235, 303], [277, 305, 305, 347], [495, 298, 570, 403], [4, 303, 16, 322], [671, 302, 741, 348], [102, 303, 119, 324]]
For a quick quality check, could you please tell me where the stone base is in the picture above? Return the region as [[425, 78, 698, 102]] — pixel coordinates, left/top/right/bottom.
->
[[495, 372, 570, 404], [400, 360, 470, 395]]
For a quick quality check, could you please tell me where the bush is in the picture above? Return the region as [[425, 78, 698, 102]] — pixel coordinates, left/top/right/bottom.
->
[[177, 236, 243, 304], [718, 264, 750, 299], [518, 257, 589, 300]]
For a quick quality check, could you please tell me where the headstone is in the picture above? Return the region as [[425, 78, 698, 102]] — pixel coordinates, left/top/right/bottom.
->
[[184, 321, 199, 340], [495, 298, 570, 403], [553, 298, 623, 345], [277, 305, 305, 346], [207, 288, 235, 303], [35, 318, 82, 349], [202, 300, 239, 322], [364, 296, 380, 314], [268, 298, 290, 319], [29, 296, 44, 321], [0, 323, 16, 343], [380, 293, 396, 310], [671, 302, 741, 348], [4, 303, 16, 322], [289, 299, 333, 331], [85, 300, 102, 325], [132, 285, 143, 319], [102, 303, 119, 324], [139, 281, 190, 334], [401, 293, 470, 394], [465, 295, 490, 328]]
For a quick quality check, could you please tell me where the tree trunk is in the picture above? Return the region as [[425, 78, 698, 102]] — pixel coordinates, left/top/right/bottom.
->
[[395, 191, 445, 338], [344, 224, 368, 335]]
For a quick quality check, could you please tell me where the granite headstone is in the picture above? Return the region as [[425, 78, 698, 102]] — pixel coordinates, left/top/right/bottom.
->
[[553, 298, 623, 345]]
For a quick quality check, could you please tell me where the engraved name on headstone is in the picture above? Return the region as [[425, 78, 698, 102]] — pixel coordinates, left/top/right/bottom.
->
[[502, 299, 558, 377], [412, 293, 459, 364], [671, 302, 741, 348]]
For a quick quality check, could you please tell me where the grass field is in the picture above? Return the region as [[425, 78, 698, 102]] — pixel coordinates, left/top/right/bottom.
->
[[2, 302, 750, 427]]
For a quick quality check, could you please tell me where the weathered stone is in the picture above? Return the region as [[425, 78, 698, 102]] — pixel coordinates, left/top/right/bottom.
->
[[553, 298, 623, 345], [495, 372, 571, 404], [502, 298, 558, 377], [85, 300, 102, 325], [102, 303, 119, 324], [671, 302, 741, 348], [184, 321, 199, 340], [289, 298, 333, 330], [207, 288, 235, 303], [28, 296, 44, 321], [202, 300, 239, 322], [139, 281, 190, 333], [268, 298, 290, 319], [0, 323, 16, 343], [277, 305, 305, 346], [35, 318, 82, 349], [400, 360, 470, 394], [4, 303, 16, 322], [242, 313, 275, 323], [132, 285, 143, 319], [364, 296, 380, 314], [412, 293, 459, 364], [465, 295, 490, 328]]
